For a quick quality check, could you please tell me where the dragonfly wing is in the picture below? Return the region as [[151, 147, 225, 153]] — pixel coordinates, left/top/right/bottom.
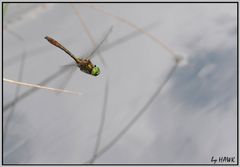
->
[[83, 26, 113, 60], [56, 64, 78, 94], [60, 62, 78, 69]]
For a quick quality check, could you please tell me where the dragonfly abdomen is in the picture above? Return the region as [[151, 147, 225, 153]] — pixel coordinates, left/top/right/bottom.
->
[[45, 36, 79, 63]]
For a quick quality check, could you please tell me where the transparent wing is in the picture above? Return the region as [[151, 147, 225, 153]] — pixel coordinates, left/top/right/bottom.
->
[[60, 62, 78, 69], [83, 26, 113, 60], [56, 63, 78, 94]]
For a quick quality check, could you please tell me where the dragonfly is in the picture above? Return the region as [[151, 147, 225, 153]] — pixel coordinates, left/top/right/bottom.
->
[[45, 26, 113, 76]]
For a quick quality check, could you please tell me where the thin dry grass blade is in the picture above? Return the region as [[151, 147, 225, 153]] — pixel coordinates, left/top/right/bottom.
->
[[4, 68, 70, 111], [72, 4, 180, 163], [78, 4, 181, 163], [3, 27, 27, 140], [85, 4, 178, 60], [71, 5, 107, 66], [70, 4, 110, 163], [86, 64, 178, 163], [3, 78, 82, 96]]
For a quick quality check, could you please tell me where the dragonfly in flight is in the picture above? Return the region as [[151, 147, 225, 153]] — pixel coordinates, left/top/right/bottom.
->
[[45, 26, 113, 76]]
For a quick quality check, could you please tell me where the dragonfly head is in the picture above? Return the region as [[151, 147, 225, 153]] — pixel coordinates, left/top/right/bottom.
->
[[91, 65, 100, 76]]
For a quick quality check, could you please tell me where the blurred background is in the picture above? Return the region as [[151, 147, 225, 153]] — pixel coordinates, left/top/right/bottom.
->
[[3, 3, 237, 164]]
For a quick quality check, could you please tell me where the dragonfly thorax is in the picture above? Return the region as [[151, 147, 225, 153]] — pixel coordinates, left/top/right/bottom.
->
[[77, 59, 100, 76]]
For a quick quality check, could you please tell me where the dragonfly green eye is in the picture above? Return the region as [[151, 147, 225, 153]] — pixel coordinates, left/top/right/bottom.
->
[[91, 66, 100, 76]]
